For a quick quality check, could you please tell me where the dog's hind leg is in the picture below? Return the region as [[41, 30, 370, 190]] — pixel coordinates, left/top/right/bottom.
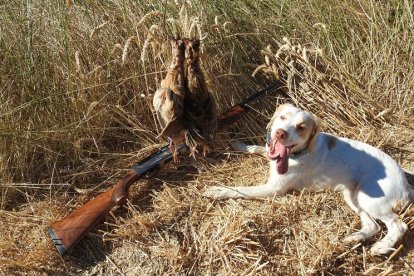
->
[[342, 188, 381, 245], [369, 212, 407, 255], [355, 185, 408, 255], [343, 212, 381, 245]]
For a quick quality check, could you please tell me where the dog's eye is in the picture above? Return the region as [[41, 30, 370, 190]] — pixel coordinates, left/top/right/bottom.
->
[[280, 115, 286, 120], [297, 124, 306, 131]]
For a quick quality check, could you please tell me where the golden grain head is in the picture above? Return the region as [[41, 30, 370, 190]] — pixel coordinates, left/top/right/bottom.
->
[[122, 36, 137, 65], [302, 47, 309, 62], [264, 55, 270, 66], [140, 25, 162, 63], [74, 50, 83, 76], [278, 44, 291, 53], [179, 4, 188, 28], [148, 24, 160, 38], [187, 17, 199, 38], [314, 22, 327, 31], [111, 43, 123, 56], [138, 10, 162, 26], [140, 39, 150, 63], [89, 21, 109, 39], [222, 21, 232, 31]]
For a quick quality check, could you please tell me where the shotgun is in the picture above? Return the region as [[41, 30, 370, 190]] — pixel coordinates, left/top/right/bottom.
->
[[48, 80, 288, 256]]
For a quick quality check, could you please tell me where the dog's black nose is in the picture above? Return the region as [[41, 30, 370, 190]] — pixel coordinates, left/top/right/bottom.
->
[[275, 128, 288, 140]]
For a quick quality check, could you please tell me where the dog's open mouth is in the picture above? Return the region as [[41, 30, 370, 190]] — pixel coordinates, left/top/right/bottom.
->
[[267, 140, 293, 175]]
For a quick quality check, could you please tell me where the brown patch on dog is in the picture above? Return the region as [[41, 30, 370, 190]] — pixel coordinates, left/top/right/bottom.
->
[[327, 135, 337, 150], [296, 122, 308, 138], [305, 116, 320, 151]]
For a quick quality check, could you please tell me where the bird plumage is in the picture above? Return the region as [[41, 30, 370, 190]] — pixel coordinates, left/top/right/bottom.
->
[[183, 38, 217, 156], [152, 38, 216, 160], [152, 39, 186, 161]]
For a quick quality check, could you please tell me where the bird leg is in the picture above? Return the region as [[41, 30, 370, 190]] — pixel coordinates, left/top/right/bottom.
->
[[202, 144, 211, 157], [167, 137, 179, 163]]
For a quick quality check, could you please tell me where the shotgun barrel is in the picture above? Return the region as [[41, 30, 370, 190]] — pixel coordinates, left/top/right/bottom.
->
[[48, 80, 287, 255]]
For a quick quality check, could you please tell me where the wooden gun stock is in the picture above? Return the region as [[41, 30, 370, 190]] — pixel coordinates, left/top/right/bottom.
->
[[48, 80, 286, 255], [49, 171, 139, 255], [49, 144, 182, 255]]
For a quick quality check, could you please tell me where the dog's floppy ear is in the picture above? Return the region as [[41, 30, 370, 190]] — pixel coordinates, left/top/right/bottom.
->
[[306, 115, 320, 151], [266, 104, 291, 129]]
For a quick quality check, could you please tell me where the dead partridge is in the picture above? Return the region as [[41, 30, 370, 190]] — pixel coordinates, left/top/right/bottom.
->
[[153, 39, 186, 162], [183, 38, 217, 157]]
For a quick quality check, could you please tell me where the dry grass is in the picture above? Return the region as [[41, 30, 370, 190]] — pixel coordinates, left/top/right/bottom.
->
[[1, 0, 414, 275], [254, 37, 413, 153]]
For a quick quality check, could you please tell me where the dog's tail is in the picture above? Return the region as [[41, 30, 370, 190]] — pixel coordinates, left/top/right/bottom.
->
[[405, 171, 414, 202]]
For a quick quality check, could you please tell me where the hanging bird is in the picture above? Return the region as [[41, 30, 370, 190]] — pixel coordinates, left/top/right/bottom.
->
[[182, 38, 217, 157], [153, 39, 186, 162]]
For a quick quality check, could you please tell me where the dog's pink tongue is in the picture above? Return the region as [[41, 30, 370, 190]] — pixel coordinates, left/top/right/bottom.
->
[[269, 141, 291, 175], [276, 142, 290, 175], [267, 140, 292, 174]]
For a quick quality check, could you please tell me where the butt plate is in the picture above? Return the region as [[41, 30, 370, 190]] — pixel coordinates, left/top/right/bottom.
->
[[48, 227, 67, 256]]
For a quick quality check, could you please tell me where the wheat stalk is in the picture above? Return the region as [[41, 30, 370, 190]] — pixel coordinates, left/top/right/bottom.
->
[[140, 25, 160, 63], [74, 51, 84, 78], [254, 38, 391, 141], [89, 21, 109, 39], [138, 10, 162, 26], [122, 36, 137, 65]]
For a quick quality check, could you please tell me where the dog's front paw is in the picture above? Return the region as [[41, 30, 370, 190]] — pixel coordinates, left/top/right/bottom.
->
[[344, 232, 367, 244], [370, 241, 393, 255], [203, 186, 230, 199]]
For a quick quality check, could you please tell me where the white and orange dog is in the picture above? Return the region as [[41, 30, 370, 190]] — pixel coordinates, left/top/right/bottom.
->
[[205, 103, 412, 255]]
